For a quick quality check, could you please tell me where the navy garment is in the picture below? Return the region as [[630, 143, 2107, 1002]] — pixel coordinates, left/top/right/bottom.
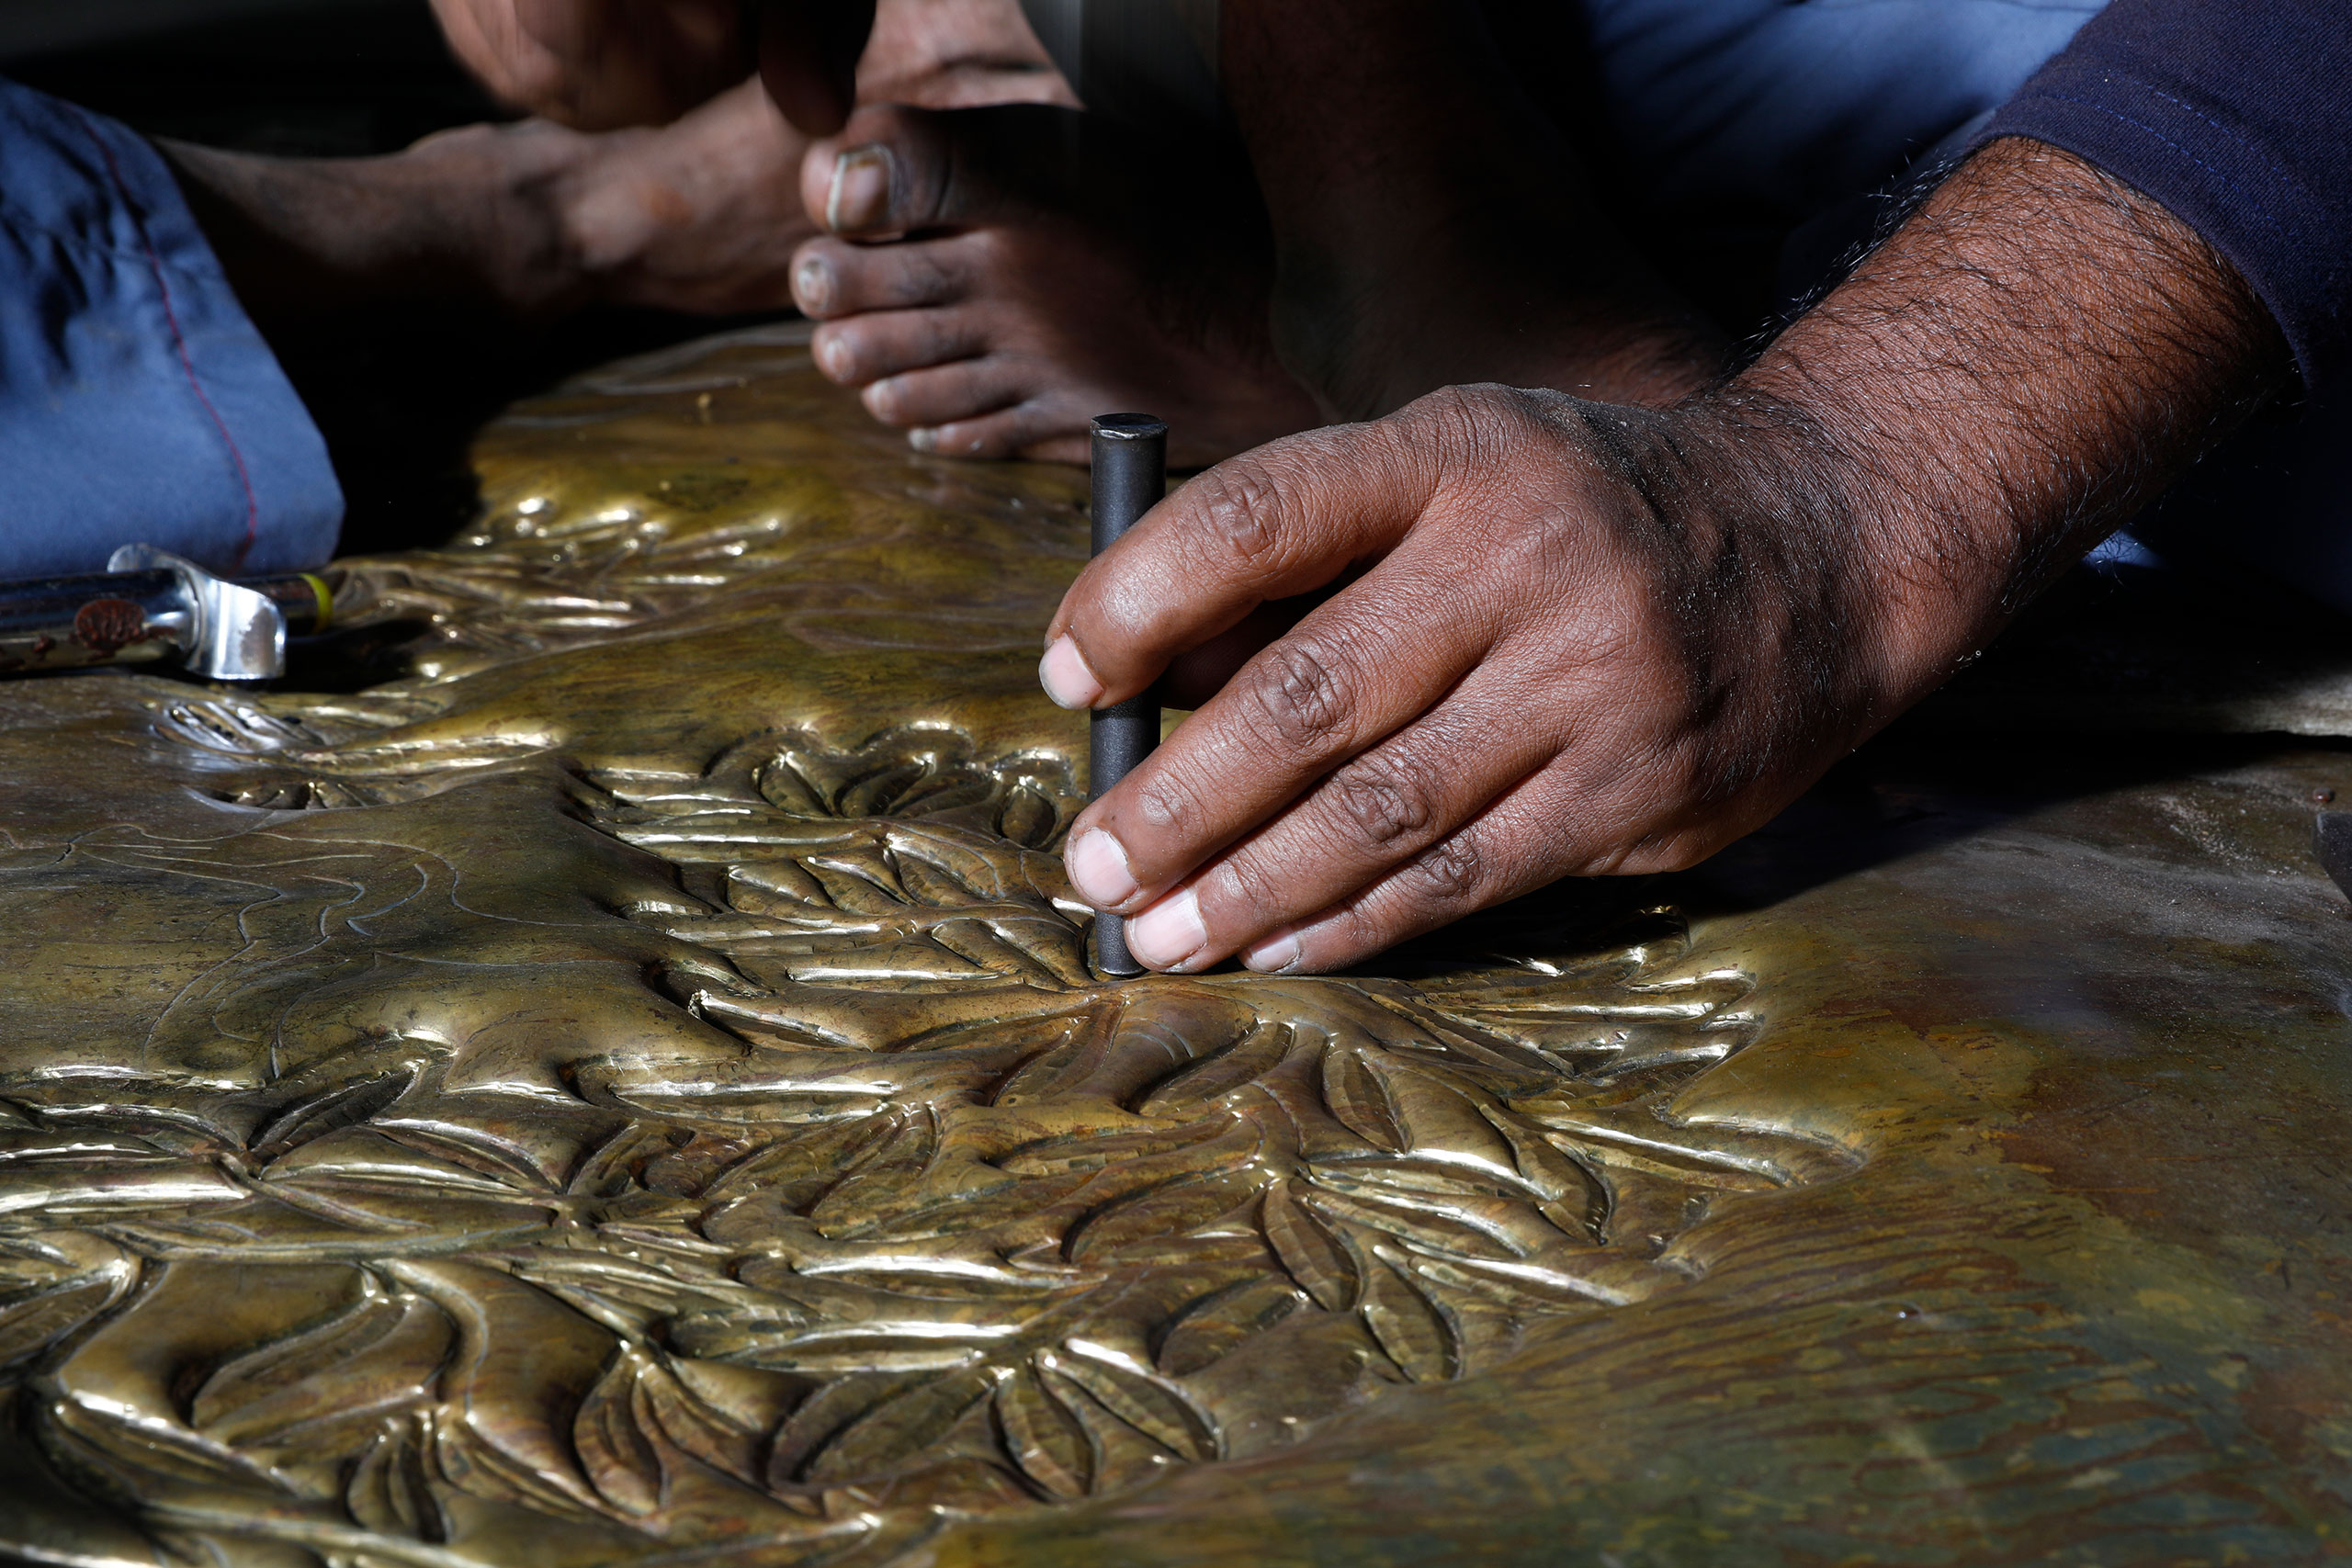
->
[[0, 78, 341, 578], [1973, 0, 2352, 391], [1964, 0, 2352, 609], [1580, 0, 2106, 244]]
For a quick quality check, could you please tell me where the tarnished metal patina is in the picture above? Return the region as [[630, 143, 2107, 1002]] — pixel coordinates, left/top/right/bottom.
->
[[0, 326, 2345, 1566]]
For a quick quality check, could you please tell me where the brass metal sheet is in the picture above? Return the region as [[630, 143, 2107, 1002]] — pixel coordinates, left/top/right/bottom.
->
[[0, 324, 2345, 1565]]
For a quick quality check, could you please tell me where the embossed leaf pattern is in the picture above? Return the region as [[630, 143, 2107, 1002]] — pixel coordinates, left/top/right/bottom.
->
[[0, 714, 1855, 1562]]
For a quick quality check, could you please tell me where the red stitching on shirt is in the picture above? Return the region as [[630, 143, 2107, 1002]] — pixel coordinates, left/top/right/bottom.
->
[[64, 104, 261, 573]]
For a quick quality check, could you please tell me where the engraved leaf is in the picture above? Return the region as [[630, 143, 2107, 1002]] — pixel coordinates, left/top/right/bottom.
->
[[765, 1370, 928, 1487], [804, 851, 910, 913], [0, 1273, 125, 1370], [1136, 1021, 1294, 1116], [192, 1278, 453, 1454], [1360, 1254, 1458, 1382], [1042, 1343, 1218, 1463], [728, 857, 832, 911], [1369, 1061, 1521, 1183], [573, 1350, 664, 1515], [250, 1068, 419, 1159], [808, 1110, 942, 1236], [993, 1366, 1092, 1500], [802, 1366, 1000, 1483], [0, 1234, 134, 1370], [345, 1416, 450, 1542], [997, 1116, 1232, 1178], [645, 1357, 805, 1492], [1320, 1039, 1405, 1152], [1261, 1178, 1358, 1311], [1064, 1168, 1267, 1266], [1303, 1174, 1544, 1261], [1155, 1273, 1309, 1378], [990, 1027, 1109, 1106]]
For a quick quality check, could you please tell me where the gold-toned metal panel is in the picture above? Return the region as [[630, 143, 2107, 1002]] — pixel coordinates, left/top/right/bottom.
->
[[0, 325, 2343, 1565]]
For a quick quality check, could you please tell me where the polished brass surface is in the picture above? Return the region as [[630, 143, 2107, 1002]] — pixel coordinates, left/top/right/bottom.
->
[[0, 324, 2346, 1566]]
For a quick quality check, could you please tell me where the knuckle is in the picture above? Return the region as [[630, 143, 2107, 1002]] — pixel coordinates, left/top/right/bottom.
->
[[1204, 852, 1286, 928], [1402, 829, 1485, 905], [1325, 750, 1438, 851], [1185, 464, 1285, 564], [1249, 637, 1356, 750], [1132, 774, 1200, 837]]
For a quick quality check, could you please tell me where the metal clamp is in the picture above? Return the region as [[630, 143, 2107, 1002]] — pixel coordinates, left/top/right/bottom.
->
[[105, 546, 288, 681]]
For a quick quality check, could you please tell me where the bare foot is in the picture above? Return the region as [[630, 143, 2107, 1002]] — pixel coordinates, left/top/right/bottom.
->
[[536, 77, 816, 314], [1222, 0, 1727, 421], [787, 103, 1320, 466]]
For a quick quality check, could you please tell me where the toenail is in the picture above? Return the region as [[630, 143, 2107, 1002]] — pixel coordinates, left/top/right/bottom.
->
[[907, 427, 938, 453], [1127, 889, 1206, 970], [817, 335, 852, 378], [827, 144, 896, 233], [1067, 829, 1137, 908], [794, 257, 834, 313], [1038, 636, 1104, 709]]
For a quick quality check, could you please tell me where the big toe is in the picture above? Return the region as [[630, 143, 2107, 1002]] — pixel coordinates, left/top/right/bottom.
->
[[800, 101, 1073, 240]]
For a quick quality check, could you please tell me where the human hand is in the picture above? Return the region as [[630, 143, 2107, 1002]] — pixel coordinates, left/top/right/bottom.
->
[[429, 0, 874, 133], [1037, 384, 1912, 975], [1038, 139, 2289, 976]]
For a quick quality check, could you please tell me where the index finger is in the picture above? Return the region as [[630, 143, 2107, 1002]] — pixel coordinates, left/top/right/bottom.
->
[[1039, 420, 1441, 712]]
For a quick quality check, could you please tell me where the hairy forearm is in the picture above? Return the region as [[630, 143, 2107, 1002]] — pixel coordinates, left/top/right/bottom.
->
[[1722, 136, 2290, 717]]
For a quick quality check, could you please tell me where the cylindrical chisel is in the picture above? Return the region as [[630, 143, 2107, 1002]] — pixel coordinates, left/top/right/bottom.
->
[[1087, 412, 1167, 978]]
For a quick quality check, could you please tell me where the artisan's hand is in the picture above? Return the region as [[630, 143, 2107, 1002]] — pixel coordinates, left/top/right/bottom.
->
[[1041, 388, 1883, 973], [430, 0, 874, 132], [1046, 139, 2290, 973]]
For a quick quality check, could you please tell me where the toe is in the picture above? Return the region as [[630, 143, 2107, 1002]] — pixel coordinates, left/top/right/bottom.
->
[[922, 401, 1095, 463], [800, 101, 1075, 239], [809, 307, 989, 387], [791, 233, 975, 320], [800, 104, 961, 238], [856, 356, 1028, 433]]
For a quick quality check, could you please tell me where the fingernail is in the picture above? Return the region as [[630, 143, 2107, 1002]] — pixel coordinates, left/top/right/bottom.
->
[[1241, 927, 1301, 973], [1066, 828, 1136, 907], [1038, 636, 1103, 709], [826, 144, 896, 232], [793, 255, 834, 314], [1127, 888, 1206, 970], [908, 427, 938, 453], [862, 377, 902, 422]]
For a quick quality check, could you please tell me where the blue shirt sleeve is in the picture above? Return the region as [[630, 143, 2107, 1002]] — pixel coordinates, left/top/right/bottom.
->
[[1969, 0, 2352, 391], [0, 78, 343, 578]]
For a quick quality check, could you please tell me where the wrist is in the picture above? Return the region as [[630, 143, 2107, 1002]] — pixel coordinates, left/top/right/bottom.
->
[[1647, 388, 1984, 760], [1695, 138, 2292, 737]]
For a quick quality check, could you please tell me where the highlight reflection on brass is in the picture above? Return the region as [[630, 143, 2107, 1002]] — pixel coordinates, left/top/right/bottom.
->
[[2, 325, 2345, 1566]]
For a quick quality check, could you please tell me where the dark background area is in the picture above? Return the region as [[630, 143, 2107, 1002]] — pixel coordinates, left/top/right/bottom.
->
[[6, 0, 788, 556], [5, 0, 499, 153]]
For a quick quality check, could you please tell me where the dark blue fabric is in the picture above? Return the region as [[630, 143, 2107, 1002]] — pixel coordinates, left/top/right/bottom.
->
[[1971, 0, 2352, 390], [1584, 0, 2106, 238], [0, 78, 341, 578]]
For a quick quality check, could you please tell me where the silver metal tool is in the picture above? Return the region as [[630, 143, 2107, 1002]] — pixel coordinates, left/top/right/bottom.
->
[[0, 546, 334, 682]]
